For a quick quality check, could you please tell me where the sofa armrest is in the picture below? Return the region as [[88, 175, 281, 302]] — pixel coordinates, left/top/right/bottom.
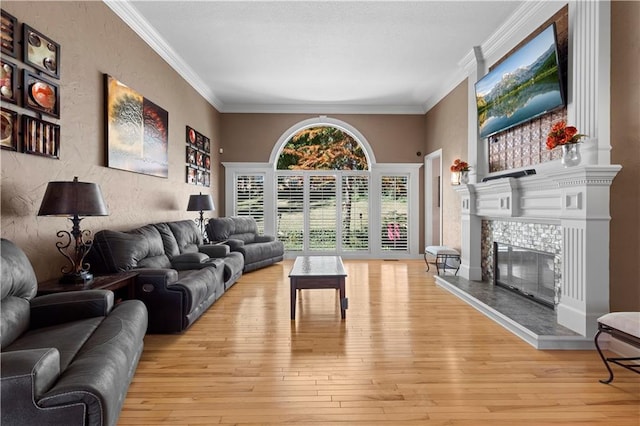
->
[[254, 235, 275, 243], [226, 239, 245, 251], [133, 268, 187, 333], [1, 348, 60, 400], [199, 244, 230, 258], [30, 290, 114, 329], [171, 252, 220, 270]]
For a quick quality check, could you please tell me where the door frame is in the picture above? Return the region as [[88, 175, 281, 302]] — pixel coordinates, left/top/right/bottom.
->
[[424, 149, 443, 247]]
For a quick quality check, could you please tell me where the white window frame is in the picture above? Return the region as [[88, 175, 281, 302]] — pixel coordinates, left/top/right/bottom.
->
[[223, 116, 422, 259]]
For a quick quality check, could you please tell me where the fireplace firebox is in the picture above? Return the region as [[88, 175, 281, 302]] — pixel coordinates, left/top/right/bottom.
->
[[493, 242, 555, 308]]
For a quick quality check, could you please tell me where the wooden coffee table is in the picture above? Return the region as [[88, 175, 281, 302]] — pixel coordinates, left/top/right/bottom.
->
[[289, 256, 348, 320]]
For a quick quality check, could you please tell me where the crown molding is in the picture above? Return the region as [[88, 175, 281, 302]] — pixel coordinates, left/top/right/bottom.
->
[[222, 103, 426, 115], [424, 0, 563, 114], [104, 0, 225, 111]]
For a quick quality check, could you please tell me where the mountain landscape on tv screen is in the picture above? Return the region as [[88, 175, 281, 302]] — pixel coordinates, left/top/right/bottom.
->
[[477, 40, 564, 138]]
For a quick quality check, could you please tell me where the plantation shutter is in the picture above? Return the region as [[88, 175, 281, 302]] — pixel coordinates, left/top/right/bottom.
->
[[341, 175, 369, 251], [235, 174, 265, 233], [308, 175, 337, 250], [277, 174, 304, 251], [380, 175, 408, 252]]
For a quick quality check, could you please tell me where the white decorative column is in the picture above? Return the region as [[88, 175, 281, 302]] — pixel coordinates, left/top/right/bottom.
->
[[569, 0, 611, 165], [550, 166, 621, 336], [455, 184, 482, 281]]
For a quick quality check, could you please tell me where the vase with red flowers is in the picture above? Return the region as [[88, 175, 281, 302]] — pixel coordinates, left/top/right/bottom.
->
[[546, 121, 587, 167], [450, 158, 470, 185]]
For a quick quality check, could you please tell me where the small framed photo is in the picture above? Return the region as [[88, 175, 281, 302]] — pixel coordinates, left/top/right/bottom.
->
[[1, 59, 17, 104], [1, 108, 18, 151], [1, 10, 18, 58], [204, 154, 210, 170], [196, 151, 204, 168], [196, 169, 204, 186], [22, 115, 60, 158], [23, 24, 60, 79], [186, 125, 197, 146], [204, 171, 210, 187], [23, 70, 60, 118], [186, 166, 196, 185], [186, 146, 196, 165], [203, 138, 210, 153]]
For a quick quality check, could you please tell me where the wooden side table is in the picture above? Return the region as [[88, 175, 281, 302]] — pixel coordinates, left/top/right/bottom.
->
[[37, 271, 139, 300]]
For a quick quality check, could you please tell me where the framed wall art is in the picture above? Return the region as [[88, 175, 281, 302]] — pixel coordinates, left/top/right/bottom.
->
[[105, 74, 169, 178], [1, 108, 18, 151], [185, 125, 211, 187], [23, 23, 60, 79], [21, 115, 60, 158], [1, 10, 18, 58], [186, 146, 196, 165], [23, 70, 59, 118], [1, 59, 17, 104], [186, 166, 197, 185]]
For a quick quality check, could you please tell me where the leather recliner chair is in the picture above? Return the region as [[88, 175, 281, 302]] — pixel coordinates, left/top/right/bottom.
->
[[0, 238, 148, 426]]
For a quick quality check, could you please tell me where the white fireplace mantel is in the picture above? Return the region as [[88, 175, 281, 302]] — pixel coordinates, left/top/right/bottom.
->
[[455, 164, 621, 336]]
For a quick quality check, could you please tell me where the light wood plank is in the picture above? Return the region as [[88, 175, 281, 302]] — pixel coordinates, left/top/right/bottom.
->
[[119, 260, 639, 425]]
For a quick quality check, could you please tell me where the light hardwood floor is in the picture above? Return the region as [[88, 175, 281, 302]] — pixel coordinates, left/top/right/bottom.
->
[[120, 260, 639, 425]]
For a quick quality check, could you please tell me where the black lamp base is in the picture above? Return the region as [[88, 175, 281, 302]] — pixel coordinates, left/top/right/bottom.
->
[[59, 271, 94, 285]]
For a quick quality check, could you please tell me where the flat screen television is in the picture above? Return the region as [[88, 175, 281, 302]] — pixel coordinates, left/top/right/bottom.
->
[[475, 23, 565, 139]]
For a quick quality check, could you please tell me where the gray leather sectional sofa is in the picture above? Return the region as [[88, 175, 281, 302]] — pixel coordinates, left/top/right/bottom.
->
[[88, 220, 244, 333], [206, 216, 285, 272], [0, 238, 148, 426]]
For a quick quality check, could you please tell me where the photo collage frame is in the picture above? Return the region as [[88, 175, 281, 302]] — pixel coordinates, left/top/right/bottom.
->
[[1, 8, 61, 158], [185, 125, 210, 187]]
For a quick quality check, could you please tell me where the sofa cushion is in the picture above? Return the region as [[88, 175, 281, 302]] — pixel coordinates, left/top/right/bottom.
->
[[5, 317, 103, 371], [1, 239, 38, 347], [167, 220, 203, 254], [231, 216, 258, 234], [1, 297, 31, 348], [207, 217, 236, 241], [239, 240, 283, 266], [92, 230, 149, 272], [153, 222, 181, 258]]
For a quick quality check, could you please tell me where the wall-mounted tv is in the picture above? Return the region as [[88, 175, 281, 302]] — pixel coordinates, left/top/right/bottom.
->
[[475, 23, 565, 139]]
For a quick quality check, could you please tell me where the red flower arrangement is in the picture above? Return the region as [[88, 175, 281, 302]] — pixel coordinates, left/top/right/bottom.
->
[[450, 158, 470, 172], [546, 121, 587, 150]]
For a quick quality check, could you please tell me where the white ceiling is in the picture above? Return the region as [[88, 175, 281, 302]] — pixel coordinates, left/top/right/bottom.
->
[[112, 1, 524, 114]]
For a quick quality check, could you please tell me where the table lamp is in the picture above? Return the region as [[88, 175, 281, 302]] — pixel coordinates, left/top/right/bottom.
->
[[187, 192, 215, 242], [37, 176, 109, 284]]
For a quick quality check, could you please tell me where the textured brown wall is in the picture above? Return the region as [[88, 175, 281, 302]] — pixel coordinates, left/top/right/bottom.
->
[[423, 81, 468, 251], [0, 2, 221, 281], [220, 113, 425, 163], [610, 0, 640, 311]]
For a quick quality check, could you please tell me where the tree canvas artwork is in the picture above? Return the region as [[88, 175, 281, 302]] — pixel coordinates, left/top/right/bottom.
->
[[105, 74, 168, 178]]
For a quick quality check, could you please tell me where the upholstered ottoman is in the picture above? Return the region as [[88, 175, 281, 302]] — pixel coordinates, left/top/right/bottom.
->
[[594, 312, 640, 383], [424, 245, 460, 275]]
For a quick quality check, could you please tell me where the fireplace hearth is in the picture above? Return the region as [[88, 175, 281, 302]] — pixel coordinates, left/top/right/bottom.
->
[[493, 242, 555, 308]]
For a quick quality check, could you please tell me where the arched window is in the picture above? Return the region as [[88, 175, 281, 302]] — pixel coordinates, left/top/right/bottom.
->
[[277, 127, 368, 171]]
